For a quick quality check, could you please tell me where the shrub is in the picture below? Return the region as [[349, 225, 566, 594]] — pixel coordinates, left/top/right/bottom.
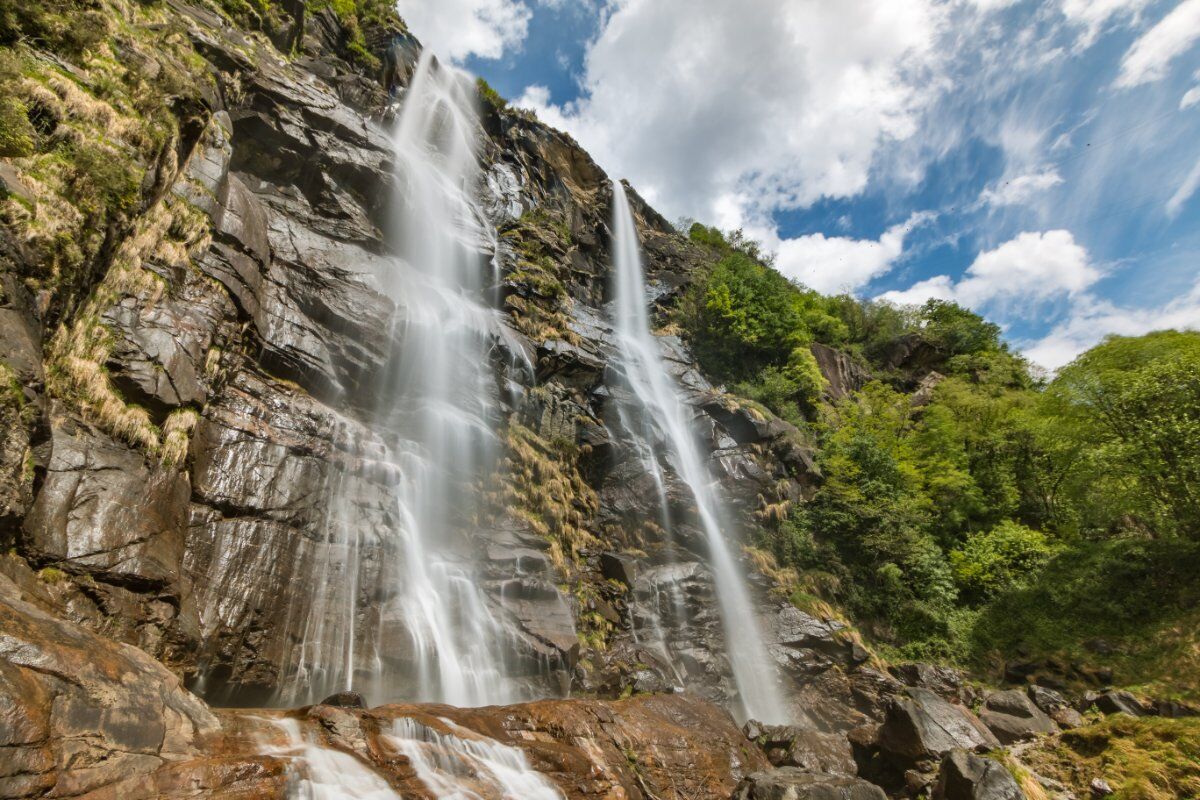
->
[[950, 520, 1053, 601]]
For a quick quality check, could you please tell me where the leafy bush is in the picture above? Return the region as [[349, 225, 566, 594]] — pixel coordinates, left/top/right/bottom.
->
[[950, 520, 1053, 601]]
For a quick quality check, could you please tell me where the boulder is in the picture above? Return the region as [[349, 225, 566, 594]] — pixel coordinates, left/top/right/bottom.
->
[[1080, 690, 1149, 717], [1026, 685, 1068, 714], [978, 690, 1056, 744], [933, 750, 1024, 800], [878, 689, 1000, 770], [732, 768, 887, 800]]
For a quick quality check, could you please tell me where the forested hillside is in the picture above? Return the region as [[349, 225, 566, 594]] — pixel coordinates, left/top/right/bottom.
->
[[678, 224, 1200, 700]]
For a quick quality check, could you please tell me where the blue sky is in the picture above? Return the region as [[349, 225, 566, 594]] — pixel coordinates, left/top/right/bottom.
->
[[396, 0, 1200, 368]]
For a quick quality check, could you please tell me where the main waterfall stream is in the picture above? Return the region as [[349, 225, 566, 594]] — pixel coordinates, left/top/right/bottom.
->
[[284, 50, 523, 710], [609, 181, 788, 724]]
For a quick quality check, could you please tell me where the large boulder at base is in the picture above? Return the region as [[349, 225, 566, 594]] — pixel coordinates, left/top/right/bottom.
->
[[732, 768, 887, 800], [933, 750, 1025, 800], [878, 688, 1000, 770], [978, 690, 1057, 744], [0, 575, 217, 798]]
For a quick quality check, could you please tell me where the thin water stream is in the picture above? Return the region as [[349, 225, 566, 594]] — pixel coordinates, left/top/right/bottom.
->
[[609, 180, 788, 724]]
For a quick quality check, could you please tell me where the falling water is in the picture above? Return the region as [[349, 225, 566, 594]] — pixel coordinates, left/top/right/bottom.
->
[[609, 180, 788, 724], [263, 718, 401, 800], [282, 50, 536, 709], [386, 717, 563, 800]]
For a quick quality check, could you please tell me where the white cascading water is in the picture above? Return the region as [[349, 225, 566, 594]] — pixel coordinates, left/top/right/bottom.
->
[[609, 180, 788, 724], [263, 718, 401, 800], [284, 50, 531, 708], [386, 718, 563, 800]]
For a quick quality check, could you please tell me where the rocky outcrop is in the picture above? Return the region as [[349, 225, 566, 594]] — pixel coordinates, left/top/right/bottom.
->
[[811, 343, 870, 401]]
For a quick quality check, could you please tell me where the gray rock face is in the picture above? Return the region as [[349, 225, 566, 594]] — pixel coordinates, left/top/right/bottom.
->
[[979, 689, 1057, 744], [22, 419, 190, 588], [932, 750, 1025, 800], [732, 768, 887, 800], [810, 343, 870, 401], [878, 688, 1000, 770]]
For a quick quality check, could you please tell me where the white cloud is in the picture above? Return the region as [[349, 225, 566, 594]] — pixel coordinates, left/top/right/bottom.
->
[[878, 274, 957, 305], [774, 213, 932, 294], [518, 0, 945, 225], [1116, 0, 1200, 88], [396, 0, 530, 62], [1166, 155, 1200, 216], [1182, 86, 1200, 108], [978, 168, 1064, 207], [1022, 278, 1200, 368], [878, 230, 1099, 313], [966, 0, 1021, 12], [1060, 0, 1151, 48]]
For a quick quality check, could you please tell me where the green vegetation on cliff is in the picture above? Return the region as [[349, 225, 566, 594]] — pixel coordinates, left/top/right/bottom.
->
[[680, 225, 1200, 696]]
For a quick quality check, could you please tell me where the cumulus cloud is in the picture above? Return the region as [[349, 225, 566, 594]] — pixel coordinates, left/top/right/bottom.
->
[[1182, 86, 1200, 108], [396, 0, 530, 62], [1116, 0, 1200, 87], [774, 213, 932, 294], [1022, 278, 1200, 369], [879, 230, 1099, 313], [517, 0, 945, 224], [978, 168, 1064, 207]]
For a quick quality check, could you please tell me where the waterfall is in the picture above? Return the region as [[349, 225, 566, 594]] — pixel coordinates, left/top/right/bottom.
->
[[608, 180, 788, 724], [283, 50, 534, 709]]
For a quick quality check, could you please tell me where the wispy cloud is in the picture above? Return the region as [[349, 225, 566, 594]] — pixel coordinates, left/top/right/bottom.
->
[[1116, 0, 1200, 87]]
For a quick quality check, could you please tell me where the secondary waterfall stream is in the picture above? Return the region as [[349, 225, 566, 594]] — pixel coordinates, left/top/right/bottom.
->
[[609, 180, 788, 724]]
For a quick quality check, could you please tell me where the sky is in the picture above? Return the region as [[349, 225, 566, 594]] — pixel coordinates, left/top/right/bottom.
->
[[395, 0, 1200, 369]]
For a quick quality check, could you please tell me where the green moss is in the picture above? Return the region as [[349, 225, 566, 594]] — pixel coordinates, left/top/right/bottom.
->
[[36, 566, 68, 584], [1024, 716, 1200, 800]]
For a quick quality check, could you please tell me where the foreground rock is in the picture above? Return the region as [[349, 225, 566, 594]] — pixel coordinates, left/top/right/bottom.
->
[[732, 768, 886, 800], [0, 575, 217, 798], [933, 750, 1025, 800]]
